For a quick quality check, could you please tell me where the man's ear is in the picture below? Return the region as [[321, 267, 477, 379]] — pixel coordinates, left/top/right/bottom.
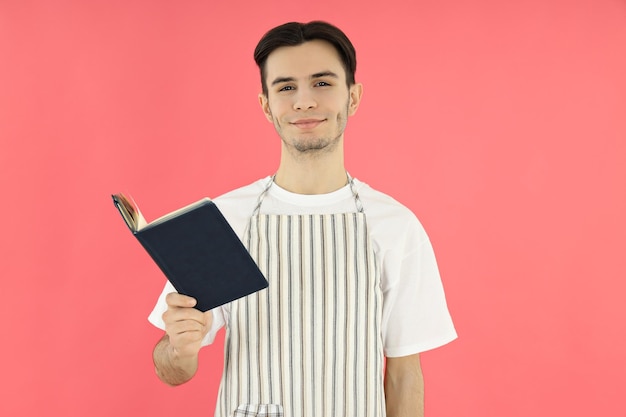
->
[[258, 93, 273, 123], [348, 83, 363, 116]]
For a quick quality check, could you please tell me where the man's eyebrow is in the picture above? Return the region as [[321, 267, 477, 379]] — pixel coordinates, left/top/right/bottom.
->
[[311, 71, 339, 79], [271, 76, 296, 86], [270, 71, 339, 86]]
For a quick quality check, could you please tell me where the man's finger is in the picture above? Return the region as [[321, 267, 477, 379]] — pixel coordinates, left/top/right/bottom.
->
[[165, 292, 197, 308]]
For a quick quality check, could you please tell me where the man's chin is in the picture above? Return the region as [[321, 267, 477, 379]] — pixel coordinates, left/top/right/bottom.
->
[[292, 137, 338, 153], [279, 131, 343, 155], [294, 143, 328, 153]]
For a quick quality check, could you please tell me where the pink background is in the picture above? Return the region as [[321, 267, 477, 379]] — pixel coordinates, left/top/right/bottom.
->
[[1, 0, 625, 416]]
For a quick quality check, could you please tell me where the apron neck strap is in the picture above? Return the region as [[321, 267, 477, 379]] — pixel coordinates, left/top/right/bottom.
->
[[347, 173, 364, 213], [251, 175, 276, 216], [251, 173, 364, 216]]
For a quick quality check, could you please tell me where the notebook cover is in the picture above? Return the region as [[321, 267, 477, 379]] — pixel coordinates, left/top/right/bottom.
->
[[133, 200, 268, 312]]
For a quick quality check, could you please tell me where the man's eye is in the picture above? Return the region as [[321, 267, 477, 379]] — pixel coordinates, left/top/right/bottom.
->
[[315, 81, 330, 87], [279, 85, 295, 92]]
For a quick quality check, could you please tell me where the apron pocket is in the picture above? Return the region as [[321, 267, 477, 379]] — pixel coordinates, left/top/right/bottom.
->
[[233, 404, 283, 417]]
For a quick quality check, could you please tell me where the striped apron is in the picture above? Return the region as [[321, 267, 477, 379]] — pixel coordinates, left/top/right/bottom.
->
[[215, 177, 385, 417]]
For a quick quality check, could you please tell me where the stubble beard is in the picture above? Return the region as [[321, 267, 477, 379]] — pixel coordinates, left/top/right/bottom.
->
[[291, 134, 341, 153], [275, 102, 349, 158]]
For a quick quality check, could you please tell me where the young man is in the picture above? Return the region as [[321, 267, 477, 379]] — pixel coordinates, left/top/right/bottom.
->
[[149, 21, 456, 417]]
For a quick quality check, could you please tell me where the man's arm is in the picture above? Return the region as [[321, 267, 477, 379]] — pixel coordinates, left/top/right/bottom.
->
[[152, 293, 212, 386], [384, 353, 424, 417]]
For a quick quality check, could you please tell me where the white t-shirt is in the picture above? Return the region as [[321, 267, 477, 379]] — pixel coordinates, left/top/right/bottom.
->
[[149, 177, 457, 357]]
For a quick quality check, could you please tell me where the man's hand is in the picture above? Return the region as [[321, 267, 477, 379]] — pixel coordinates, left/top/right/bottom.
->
[[153, 292, 213, 386], [162, 292, 213, 359]]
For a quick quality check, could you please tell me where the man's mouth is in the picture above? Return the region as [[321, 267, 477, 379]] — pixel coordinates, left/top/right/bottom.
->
[[291, 119, 326, 129]]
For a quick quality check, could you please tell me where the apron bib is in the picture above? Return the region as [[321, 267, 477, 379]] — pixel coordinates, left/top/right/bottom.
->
[[215, 177, 385, 417]]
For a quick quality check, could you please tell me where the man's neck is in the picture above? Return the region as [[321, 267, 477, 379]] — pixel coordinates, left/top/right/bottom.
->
[[274, 145, 348, 195]]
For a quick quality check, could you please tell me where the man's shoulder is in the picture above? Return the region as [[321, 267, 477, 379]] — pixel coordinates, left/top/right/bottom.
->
[[210, 177, 270, 235], [356, 179, 431, 245], [356, 180, 418, 220], [213, 177, 270, 203]]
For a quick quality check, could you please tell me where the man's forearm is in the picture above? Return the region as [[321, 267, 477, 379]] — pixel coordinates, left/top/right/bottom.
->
[[384, 353, 424, 417], [153, 334, 198, 386]]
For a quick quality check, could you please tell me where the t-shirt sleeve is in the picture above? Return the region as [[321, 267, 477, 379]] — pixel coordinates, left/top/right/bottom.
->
[[380, 221, 457, 357], [147, 280, 226, 347]]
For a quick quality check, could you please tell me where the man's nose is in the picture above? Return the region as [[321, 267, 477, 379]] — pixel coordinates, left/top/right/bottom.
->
[[293, 89, 317, 111]]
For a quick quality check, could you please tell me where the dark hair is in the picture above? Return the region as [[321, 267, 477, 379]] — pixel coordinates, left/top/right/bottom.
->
[[254, 21, 357, 95]]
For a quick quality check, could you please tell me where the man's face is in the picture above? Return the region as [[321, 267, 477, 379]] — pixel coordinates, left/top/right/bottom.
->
[[259, 40, 362, 156]]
